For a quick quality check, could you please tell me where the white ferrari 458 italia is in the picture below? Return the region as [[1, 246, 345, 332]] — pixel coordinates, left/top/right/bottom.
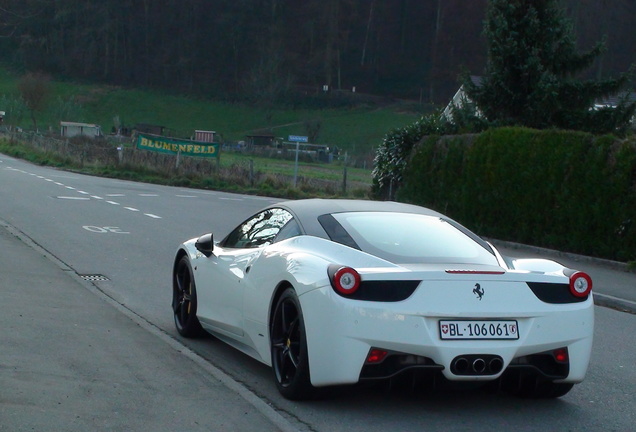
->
[[172, 199, 594, 400]]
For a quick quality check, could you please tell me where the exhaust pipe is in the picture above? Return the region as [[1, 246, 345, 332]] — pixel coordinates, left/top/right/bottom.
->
[[472, 358, 486, 373], [489, 357, 504, 374], [453, 357, 469, 374], [452, 354, 504, 376]]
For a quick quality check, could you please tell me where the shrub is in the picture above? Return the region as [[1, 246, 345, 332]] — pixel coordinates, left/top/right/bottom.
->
[[399, 127, 636, 261], [371, 111, 453, 199]]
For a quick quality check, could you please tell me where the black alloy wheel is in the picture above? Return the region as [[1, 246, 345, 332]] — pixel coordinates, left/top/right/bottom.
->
[[172, 256, 203, 337], [270, 288, 314, 400]]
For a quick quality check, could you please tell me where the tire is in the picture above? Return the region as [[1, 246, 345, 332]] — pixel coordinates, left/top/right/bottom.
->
[[172, 256, 203, 338], [270, 288, 315, 400]]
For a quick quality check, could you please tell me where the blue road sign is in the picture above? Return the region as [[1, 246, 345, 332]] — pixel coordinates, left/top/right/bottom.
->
[[288, 135, 308, 142]]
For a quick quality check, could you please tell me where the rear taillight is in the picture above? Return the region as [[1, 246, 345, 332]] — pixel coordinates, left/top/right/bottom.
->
[[569, 271, 592, 298], [330, 266, 361, 295]]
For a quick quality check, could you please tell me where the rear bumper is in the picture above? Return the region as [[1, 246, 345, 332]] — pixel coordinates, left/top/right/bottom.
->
[[301, 286, 594, 387]]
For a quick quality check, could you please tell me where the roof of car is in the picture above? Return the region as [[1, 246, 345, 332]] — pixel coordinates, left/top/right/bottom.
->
[[271, 199, 445, 239]]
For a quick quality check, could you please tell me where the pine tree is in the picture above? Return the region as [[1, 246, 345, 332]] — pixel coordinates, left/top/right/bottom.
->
[[463, 0, 635, 134]]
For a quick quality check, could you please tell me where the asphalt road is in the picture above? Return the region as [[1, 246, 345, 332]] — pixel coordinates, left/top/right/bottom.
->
[[1, 154, 635, 432]]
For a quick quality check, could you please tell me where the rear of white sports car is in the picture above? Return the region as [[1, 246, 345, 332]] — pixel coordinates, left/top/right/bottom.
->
[[174, 201, 594, 399], [300, 262, 593, 398]]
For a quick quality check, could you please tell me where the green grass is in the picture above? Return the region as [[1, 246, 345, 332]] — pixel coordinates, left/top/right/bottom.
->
[[0, 65, 422, 156], [0, 64, 424, 198], [219, 152, 372, 186], [0, 68, 18, 94], [0, 133, 373, 198], [88, 90, 419, 154]]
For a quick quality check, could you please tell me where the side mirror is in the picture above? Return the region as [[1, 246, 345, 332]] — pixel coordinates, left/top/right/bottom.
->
[[195, 233, 214, 257]]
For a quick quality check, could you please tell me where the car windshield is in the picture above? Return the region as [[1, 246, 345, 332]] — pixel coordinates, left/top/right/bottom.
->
[[325, 212, 498, 265]]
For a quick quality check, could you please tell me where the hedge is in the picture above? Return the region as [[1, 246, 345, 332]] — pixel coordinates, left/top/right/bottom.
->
[[398, 127, 636, 262]]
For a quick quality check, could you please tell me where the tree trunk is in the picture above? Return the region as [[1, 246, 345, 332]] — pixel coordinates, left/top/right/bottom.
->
[[361, 0, 375, 65]]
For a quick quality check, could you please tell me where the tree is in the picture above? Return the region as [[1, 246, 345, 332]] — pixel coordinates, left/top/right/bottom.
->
[[0, 95, 27, 129], [463, 0, 635, 135], [17, 71, 50, 131]]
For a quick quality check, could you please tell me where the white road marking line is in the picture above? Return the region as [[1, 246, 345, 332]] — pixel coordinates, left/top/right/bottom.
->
[[219, 197, 243, 201], [13, 167, 167, 220], [176, 195, 197, 198], [49, 174, 81, 179]]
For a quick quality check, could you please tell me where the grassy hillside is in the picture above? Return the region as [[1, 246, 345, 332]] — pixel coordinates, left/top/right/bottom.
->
[[0, 67, 422, 156]]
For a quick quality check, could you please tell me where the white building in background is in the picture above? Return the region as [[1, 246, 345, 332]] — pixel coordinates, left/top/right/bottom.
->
[[195, 130, 216, 142], [442, 76, 483, 122], [593, 92, 636, 124], [60, 121, 102, 138], [443, 76, 636, 125]]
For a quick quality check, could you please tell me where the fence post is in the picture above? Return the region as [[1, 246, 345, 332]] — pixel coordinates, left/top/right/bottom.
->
[[81, 142, 87, 167], [293, 141, 299, 187], [342, 165, 348, 195]]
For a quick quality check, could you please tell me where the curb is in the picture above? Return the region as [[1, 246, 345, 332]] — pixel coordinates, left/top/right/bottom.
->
[[489, 239, 634, 274], [593, 293, 636, 315]]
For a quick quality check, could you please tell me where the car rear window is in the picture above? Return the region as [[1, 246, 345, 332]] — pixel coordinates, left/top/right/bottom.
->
[[321, 212, 498, 265]]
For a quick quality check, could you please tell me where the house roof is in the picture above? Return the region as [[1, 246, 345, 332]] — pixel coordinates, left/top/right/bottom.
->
[[468, 75, 483, 87], [60, 121, 100, 128], [448, 75, 635, 111], [594, 92, 636, 108]]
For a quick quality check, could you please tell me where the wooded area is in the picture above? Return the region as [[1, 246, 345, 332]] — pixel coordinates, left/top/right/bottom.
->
[[0, 0, 634, 105]]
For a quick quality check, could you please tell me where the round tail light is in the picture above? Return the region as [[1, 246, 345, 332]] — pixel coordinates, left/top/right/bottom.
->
[[332, 266, 361, 295], [569, 271, 592, 297]]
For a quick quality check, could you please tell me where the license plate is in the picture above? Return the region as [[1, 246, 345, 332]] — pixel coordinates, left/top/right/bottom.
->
[[439, 320, 519, 340]]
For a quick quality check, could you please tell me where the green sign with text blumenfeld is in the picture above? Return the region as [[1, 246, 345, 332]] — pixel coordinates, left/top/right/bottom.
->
[[136, 133, 219, 158]]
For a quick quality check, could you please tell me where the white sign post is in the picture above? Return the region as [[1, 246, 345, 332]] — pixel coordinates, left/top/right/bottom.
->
[[289, 135, 308, 187]]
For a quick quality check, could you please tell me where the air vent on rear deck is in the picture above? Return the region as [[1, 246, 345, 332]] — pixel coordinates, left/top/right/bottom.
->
[[79, 274, 109, 281]]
